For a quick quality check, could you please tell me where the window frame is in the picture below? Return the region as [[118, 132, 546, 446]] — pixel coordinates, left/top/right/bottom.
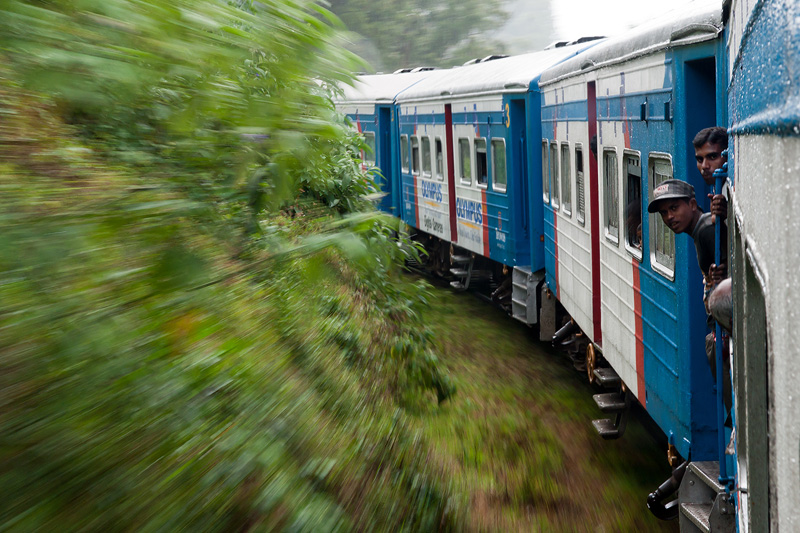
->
[[623, 150, 643, 261], [603, 147, 620, 245], [421, 136, 432, 178], [362, 132, 376, 166], [550, 141, 560, 208], [458, 137, 472, 185], [491, 138, 507, 193], [435, 137, 445, 181], [648, 152, 676, 280], [410, 136, 420, 176], [475, 138, 488, 189], [560, 142, 572, 216], [575, 144, 585, 226], [542, 140, 550, 201], [400, 135, 409, 173]]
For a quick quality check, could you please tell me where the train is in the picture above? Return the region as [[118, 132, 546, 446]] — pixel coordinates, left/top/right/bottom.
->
[[336, 0, 799, 530]]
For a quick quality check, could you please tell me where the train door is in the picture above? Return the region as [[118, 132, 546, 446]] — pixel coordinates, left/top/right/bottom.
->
[[587, 81, 602, 344], [376, 105, 395, 214], [683, 56, 718, 208], [508, 97, 530, 266]]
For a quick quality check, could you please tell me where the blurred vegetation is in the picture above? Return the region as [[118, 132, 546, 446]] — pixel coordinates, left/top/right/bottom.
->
[[417, 290, 677, 532], [0, 0, 457, 530], [326, 0, 509, 72]]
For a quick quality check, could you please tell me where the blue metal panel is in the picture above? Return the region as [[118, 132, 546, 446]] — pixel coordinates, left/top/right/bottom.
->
[[527, 89, 546, 273], [485, 121, 512, 264], [506, 96, 532, 267], [729, 0, 800, 136], [398, 115, 418, 228], [636, 43, 721, 461]]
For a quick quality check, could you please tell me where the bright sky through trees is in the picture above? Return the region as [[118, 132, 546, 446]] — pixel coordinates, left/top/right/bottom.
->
[[551, 0, 702, 40]]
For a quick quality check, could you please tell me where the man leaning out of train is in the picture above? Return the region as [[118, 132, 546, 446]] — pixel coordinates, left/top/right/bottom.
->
[[647, 179, 731, 415]]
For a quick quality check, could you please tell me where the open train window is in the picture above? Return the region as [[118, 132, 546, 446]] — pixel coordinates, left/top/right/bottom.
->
[[542, 140, 550, 201], [475, 138, 488, 188], [576, 144, 585, 226], [561, 143, 571, 216], [401, 135, 409, 173], [648, 153, 675, 278], [491, 139, 506, 192], [623, 151, 642, 260], [410, 136, 420, 175], [421, 136, 432, 178], [362, 132, 376, 166], [550, 142, 560, 208], [435, 138, 444, 181], [459, 138, 472, 184], [603, 148, 619, 244]]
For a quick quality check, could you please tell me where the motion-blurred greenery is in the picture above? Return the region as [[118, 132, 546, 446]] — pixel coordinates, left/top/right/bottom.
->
[[0, 1, 456, 530]]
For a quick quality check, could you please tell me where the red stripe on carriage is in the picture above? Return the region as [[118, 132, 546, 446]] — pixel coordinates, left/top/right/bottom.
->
[[633, 258, 645, 406], [482, 190, 490, 257], [554, 210, 560, 300], [413, 175, 420, 229], [588, 82, 602, 346], [445, 105, 458, 243]]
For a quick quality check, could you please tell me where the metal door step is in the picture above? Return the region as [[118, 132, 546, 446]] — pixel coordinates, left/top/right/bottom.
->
[[591, 418, 621, 439], [593, 392, 626, 413], [688, 462, 724, 493], [593, 367, 621, 388], [451, 254, 471, 264], [679, 502, 711, 533]]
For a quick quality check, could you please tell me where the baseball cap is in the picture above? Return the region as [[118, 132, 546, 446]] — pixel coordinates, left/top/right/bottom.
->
[[647, 179, 695, 213]]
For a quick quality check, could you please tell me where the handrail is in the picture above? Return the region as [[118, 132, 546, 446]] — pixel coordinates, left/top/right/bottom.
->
[[713, 153, 733, 490]]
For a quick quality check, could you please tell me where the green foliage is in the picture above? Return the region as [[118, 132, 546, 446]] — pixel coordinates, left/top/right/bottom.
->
[[0, 0, 458, 530], [327, 0, 509, 71]]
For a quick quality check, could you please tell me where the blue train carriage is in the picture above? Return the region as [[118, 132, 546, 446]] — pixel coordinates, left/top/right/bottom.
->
[[394, 44, 599, 291], [537, 0, 726, 476], [335, 71, 433, 215], [727, 0, 800, 530]]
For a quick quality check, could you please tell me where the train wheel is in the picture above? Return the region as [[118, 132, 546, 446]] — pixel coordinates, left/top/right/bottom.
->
[[586, 344, 596, 384]]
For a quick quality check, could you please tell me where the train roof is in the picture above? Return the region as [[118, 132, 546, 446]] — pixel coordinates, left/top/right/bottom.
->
[[335, 70, 438, 106], [395, 41, 602, 103], [539, 0, 724, 86]]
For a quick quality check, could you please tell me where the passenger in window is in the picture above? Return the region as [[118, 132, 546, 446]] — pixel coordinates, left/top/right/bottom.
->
[[625, 200, 642, 249], [648, 179, 730, 415]]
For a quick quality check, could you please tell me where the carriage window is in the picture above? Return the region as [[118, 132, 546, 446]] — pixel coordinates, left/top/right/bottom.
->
[[421, 136, 432, 178], [576, 145, 585, 225], [561, 143, 571, 216], [401, 135, 409, 172], [492, 139, 507, 192], [459, 138, 472, 184], [624, 152, 642, 260], [550, 142, 560, 208], [542, 140, 550, 201], [649, 155, 675, 277], [410, 136, 420, 175], [362, 132, 376, 166], [435, 138, 444, 181], [603, 148, 619, 244], [475, 138, 488, 188]]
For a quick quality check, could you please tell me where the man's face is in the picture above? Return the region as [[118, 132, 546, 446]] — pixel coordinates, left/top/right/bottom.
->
[[657, 198, 697, 234], [695, 142, 725, 185]]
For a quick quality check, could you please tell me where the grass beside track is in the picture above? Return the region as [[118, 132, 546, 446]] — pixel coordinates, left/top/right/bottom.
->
[[411, 286, 678, 532]]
